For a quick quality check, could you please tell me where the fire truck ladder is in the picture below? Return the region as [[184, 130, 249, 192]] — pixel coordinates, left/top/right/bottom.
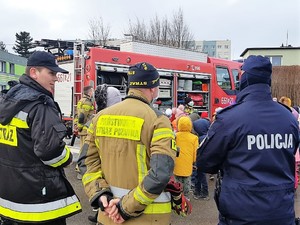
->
[[73, 41, 85, 114]]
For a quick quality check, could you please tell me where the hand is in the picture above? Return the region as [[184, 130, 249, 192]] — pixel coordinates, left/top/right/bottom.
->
[[99, 196, 125, 223]]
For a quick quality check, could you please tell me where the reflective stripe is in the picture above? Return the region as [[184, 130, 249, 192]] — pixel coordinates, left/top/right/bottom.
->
[[87, 123, 94, 134], [134, 186, 153, 205], [144, 202, 171, 214], [110, 186, 171, 203], [0, 195, 81, 222], [96, 115, 144, 140], [10, 111, 29, 129], [42, 146, 71, 167], [152, 128, 174, 142], [136, 144, 147, 183], [82, 171, 103, 186]]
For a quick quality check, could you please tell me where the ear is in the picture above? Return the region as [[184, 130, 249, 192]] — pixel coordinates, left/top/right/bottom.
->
[[29, 67, 38, 80]]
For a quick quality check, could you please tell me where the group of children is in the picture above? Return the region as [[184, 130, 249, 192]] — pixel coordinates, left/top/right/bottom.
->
[[166, 100, 216, 201]]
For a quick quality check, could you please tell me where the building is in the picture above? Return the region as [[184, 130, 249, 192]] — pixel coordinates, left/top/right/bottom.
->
[[0, 50, 27, 91], [240, 46, 300, 66], [192, 40, 231, 60]]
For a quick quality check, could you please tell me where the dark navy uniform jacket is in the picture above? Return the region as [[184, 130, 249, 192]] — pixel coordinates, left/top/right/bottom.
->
[[197, 83, 299, 225]]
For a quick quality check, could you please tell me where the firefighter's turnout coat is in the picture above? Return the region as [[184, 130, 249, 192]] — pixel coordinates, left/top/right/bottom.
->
[[82, 89, 177, 225], [0, 75, 81, 223], [75, 94, 94, 136]]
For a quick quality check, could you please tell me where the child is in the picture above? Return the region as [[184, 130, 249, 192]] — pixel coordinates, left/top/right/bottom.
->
[[173, 116, 199, 199]]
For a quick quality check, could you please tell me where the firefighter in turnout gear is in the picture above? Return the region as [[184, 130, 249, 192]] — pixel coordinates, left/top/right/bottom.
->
[[74, 85, 95, 148], [0, 51, 81, 225], [82, 62, 177, 225]]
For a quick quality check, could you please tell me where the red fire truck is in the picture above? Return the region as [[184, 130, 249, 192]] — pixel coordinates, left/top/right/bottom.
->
[[69, 42, 241, 119]]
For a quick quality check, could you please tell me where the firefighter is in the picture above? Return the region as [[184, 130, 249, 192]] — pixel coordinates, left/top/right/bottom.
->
[[0, 51, 81, 224], [82, 62, 190, 225], [74, 85, 95, 148]]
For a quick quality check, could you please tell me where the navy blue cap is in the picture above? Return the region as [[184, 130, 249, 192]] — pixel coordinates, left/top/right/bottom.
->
[[27, 51, 68, 73], [240, 55, 272, 90], [127, 62, 159, 88]]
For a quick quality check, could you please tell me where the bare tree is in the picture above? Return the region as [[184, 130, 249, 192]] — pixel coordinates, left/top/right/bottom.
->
[[149, 14, 161, 44], [125, 8, 194, 49], [88, 17, 111, 46], [128, 17, 148, 41]]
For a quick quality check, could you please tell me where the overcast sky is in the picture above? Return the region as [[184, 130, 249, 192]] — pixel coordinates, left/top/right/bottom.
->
[[0, 0, 299, 59]]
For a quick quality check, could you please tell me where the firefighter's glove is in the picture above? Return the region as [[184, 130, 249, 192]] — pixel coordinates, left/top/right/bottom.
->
[[165, 176, 192, 217], [171, 195, 192, 217], [98, 194, 114, 211]]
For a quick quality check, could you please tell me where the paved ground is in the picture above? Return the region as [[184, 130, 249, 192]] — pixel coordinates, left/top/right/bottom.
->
[[65, 137, 300, 225]]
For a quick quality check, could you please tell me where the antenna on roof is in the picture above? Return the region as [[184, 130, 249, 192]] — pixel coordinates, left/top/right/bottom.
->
[[286, 30, 289, 47]]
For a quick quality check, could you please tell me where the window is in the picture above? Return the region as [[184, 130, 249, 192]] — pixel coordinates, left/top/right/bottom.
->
[[0, 61, 6, 73], [265, 55, 282, 66], [232, 69, 240, 89], [224, 45, 229, 49], [9, 63, 15, 74], [217, 45, 222, 49], [216, 67, 232, 90]]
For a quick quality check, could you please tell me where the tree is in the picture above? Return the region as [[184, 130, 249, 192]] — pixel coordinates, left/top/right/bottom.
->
[[0, 41, 7, 52], [125, 8, 194, 49], [88, 17, 111, 46], [13, 31, 35, 58]]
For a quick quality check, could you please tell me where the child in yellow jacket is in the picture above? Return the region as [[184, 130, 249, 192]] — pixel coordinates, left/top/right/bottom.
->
[[174, 116, 199, 198]]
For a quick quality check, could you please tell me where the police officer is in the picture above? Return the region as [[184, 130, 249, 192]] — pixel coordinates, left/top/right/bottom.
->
[[82, 62, 177, 225], [0, 51, 81, 225], [197, 55, 299, 225]]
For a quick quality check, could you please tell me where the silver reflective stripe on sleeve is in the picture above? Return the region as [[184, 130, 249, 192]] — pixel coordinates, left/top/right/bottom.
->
[[110, 185, 171, 203], [42, 147, 69, 167]]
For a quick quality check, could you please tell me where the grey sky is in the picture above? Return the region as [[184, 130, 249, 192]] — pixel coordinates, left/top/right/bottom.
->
[[1, 0, 299, 59]]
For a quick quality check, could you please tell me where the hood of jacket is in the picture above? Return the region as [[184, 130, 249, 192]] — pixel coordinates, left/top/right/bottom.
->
[[177, 116, 192, 132], [236, 83, 272, 103], [0, 74, 55, 125], [193, 118, 210, 137]]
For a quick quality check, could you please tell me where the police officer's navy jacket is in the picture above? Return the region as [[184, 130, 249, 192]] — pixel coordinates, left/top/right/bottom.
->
[[0, 74, 81, 223], [197, 83, 299, 225]]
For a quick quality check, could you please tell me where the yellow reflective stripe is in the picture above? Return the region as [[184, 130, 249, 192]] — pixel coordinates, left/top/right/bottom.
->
[[144, 202, 171, 214], [0, 202, 81, 222], [82, 171, 103, 186], [96, 115, 144, 141], [87, 122, 94, 134], [0, 124, 17, 146], [133, 186, 154, 205], [0, 196, 81, 222], [46, 146, 71, 168], [152, 128, 174, 142], [10, 117, 29, 129], [136, 144, 147, 183], [171, 139, 177, 151], [81, 104, 94, 111]]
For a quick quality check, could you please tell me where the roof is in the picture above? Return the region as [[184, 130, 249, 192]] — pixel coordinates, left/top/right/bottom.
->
[[240, 46, 300, 57], [0, 50, 27, 65]]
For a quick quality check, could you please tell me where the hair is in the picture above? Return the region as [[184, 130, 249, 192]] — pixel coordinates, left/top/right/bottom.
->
[[95, 84, 108, 112], [25, 66, 43, 75], [83, 86, 94, 95], [279, 96, 292, 108]]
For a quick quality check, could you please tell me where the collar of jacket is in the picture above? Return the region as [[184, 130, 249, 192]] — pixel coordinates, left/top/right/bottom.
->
[[19, 74, 54, 99], [125, 89, 150, 105], [236, 83, 272, 103]]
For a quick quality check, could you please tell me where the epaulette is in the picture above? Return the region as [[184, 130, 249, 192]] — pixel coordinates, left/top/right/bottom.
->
[[217, 102, 242, 115]]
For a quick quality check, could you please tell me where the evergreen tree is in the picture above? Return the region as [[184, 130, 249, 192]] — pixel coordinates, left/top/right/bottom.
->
[[0, 41, 7, 52], [13, 31, 35, 58]]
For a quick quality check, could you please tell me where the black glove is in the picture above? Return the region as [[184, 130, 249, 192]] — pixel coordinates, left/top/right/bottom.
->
[[98, 194, 114, 211]]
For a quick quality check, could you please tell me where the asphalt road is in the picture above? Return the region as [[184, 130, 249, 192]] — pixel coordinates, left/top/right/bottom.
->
[[65, 138, 300, 225]]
